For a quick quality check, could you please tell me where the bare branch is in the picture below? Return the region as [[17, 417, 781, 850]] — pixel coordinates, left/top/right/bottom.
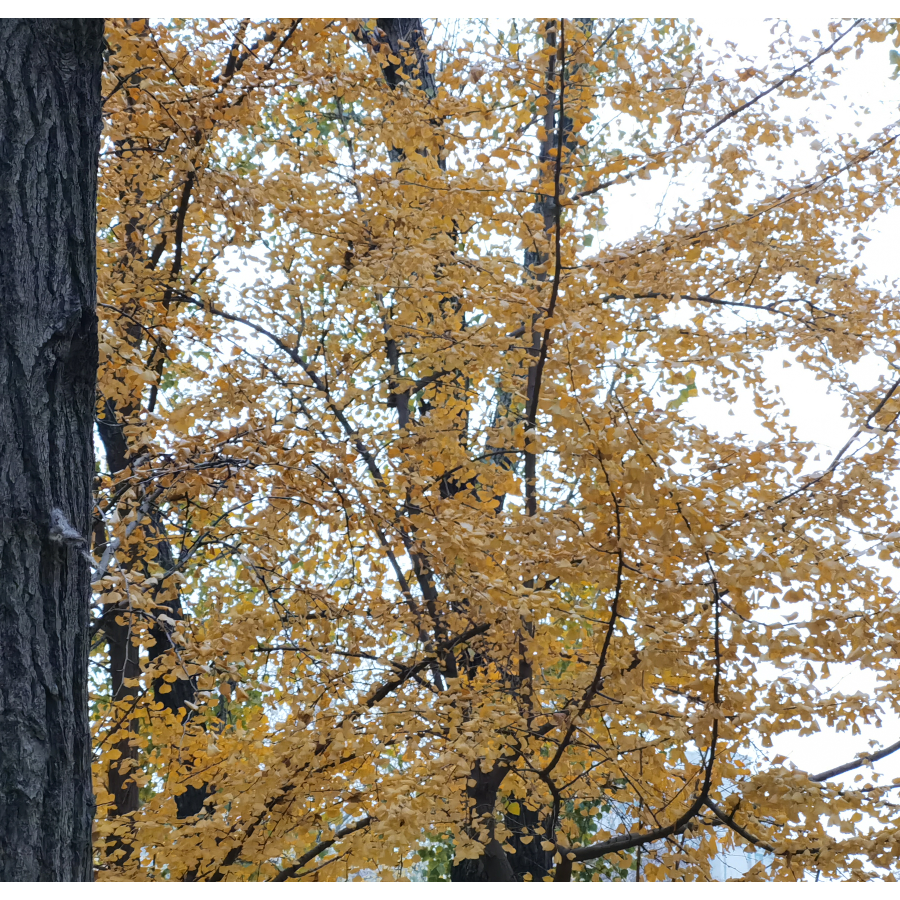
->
[[809, 737, 900, 783], [270, 815, 372, 882]]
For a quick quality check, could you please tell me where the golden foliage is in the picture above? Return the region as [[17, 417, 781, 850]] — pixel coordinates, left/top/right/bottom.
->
[[92, 17, 900, 881]]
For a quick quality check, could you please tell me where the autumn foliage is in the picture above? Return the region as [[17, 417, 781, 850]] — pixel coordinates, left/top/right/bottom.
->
[[92, 18, 900, 880]]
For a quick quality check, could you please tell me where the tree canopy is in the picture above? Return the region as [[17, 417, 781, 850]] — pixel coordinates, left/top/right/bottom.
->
[[92, 17, 900, 881]]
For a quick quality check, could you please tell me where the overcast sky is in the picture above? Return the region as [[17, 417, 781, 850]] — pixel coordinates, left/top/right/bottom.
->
[[600, 15, 900, 784]]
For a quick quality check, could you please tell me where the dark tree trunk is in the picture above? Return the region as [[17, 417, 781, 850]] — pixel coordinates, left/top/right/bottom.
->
[[450, 769, 516, 882], [0, 18, 104, 881], [95, 23, 207, 824], [504, 802, 555, 881], [106, 618, 140, 817], [97, 406, 209, 824], [366, 18, 550, 883]]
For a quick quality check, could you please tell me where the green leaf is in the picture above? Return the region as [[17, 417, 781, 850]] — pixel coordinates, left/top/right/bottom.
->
[[667, 383, 697, 411]]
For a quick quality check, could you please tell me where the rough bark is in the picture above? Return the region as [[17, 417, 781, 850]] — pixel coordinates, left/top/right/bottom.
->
[[0, 18, 104, 881]]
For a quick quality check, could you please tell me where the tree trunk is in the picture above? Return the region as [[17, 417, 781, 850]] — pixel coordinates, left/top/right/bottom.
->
[[367, 17, 557, 883], [0, 18, 104, 881], [94, 21, 210, 828]]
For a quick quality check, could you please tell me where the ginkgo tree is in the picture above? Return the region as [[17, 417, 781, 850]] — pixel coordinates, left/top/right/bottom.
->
[[91, 16, 900, 881]]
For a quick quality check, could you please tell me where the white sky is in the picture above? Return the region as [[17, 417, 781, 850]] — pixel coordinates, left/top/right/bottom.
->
[[599, 15, 900, 786]]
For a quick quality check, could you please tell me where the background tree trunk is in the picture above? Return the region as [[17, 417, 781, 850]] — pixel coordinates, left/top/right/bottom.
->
[[93, 21, 211, 833], [0, 18, 104, 881]]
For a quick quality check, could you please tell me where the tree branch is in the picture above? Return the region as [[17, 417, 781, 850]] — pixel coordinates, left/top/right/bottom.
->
[[705, 798, 777, 855], [556, 720, 718, 869], [809, 737, 900, 783], [270, 815, 372, 882]]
